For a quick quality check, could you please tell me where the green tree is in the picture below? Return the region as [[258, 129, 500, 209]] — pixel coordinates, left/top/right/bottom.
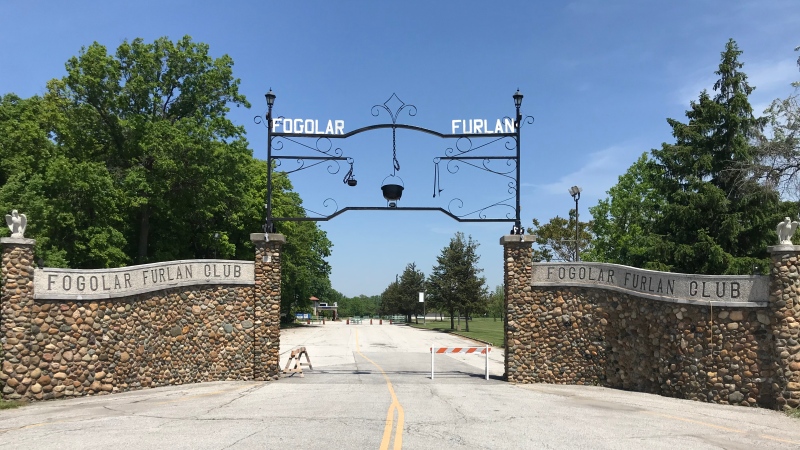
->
[[397, 263, 426, 323], [591, 39, 784, 274], [588, 153, 667, 268], [0, 37, 334, 315], [488, 284, 504, 322], [45, 35, 253, 264], [738, 46, 800, 197], [427, 232, 487, 331], [528, 210, 593, 261]]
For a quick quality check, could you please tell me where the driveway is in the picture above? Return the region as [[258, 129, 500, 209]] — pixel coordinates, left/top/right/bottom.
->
[[0, 321, 798, 449]]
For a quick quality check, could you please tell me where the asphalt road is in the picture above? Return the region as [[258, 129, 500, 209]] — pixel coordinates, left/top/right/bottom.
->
[[0, 321, 799, 449]]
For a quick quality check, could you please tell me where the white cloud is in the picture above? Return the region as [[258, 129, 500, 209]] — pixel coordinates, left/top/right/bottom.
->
[[536, 143, 643, 197]]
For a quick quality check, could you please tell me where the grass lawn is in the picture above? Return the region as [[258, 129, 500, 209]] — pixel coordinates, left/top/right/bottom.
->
[[409, 317, 504, 348]]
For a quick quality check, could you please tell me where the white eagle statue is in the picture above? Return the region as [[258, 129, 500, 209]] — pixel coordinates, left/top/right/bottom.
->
[[5, 210, 27, 238], [776, 216, 800, 245]]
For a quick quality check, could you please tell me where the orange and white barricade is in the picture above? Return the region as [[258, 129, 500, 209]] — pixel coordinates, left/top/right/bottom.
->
[[430, 345, 491, 381]]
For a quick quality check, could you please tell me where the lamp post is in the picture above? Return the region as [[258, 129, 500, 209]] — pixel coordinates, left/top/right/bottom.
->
[[264, 88, 276, 234], [213, 232, 220, 258], [513, 89, 524, 233], [568, 186, 582, 261]]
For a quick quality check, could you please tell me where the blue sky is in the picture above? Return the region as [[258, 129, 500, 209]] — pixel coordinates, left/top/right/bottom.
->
[[1, 1, 798, 297]]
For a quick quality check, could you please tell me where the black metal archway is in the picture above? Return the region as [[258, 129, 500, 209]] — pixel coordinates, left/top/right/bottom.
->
[[256, 92, 534, 233]]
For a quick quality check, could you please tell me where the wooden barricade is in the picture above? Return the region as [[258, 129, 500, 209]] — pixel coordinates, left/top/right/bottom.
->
[[282, 347, 313, 378]]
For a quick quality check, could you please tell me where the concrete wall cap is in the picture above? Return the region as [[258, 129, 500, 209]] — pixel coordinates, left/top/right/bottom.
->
[[499, 235, 535, 245], [767, 244, 800, 254], [0, 237, 35, 246], [249, 233, 286, 244]]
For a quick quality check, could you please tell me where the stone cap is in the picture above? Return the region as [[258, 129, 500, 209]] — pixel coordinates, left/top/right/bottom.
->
[[0, 237, 36, 246], [768, 244, 800, 254], [499, 235, 536, 246], [250, 233, 286, 244]]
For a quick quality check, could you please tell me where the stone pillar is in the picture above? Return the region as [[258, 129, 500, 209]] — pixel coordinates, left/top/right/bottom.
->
[[501, 235, 535, 383], [768, 245, 800, 409], [1, 237, 36, 400], [250, 233, 285, 381]]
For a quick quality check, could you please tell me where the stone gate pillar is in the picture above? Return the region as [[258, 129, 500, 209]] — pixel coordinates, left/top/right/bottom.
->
[[500, 235, 535, 382], [768, 245, 800, 409], [251, 233, 286, 381], [1, 237, 36, 400]]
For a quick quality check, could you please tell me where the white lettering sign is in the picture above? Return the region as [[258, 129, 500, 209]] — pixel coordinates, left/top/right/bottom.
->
[[272, 118, 345, 135], [451, 118, 514, 134], [34, 260, 255, 300]]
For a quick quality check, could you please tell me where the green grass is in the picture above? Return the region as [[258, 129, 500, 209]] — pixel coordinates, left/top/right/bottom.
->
[[0, 399, 23, 410], [409, 317, 504, 348], [787, 408, 800, 419]]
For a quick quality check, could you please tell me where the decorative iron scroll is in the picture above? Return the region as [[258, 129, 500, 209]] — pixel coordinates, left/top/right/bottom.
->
[[257, 93, 533, 230]]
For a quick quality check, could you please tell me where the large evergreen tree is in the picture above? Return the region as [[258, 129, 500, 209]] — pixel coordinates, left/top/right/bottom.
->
[[591, 39, 787, 274]]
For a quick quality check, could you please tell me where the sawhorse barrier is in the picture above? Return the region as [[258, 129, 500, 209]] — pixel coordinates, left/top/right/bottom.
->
[[430, 346, 491, 381], [283, 347, 313, 378]]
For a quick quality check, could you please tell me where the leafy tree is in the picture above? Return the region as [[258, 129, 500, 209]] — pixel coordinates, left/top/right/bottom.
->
[[588, 153, 667, 267], [488, 284, 504, 322], [426, 232, 487, 331], [379, 263, 426, 322], [0, 37, 334, 314], [737, 46, 800, 197], [528, 210, 593, 261], [337, 294, 380, 318], [45, 35, 253, 264], [591, 39, 784, 274]]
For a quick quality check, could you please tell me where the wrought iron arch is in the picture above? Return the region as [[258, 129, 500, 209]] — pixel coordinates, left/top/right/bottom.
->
[[255, 92, 534, 234]]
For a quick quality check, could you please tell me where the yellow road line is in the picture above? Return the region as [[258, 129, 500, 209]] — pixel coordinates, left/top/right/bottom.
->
[[355, 329, 404, 450]]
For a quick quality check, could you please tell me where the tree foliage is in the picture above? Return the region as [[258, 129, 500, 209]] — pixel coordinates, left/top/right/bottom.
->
[[528, 210, 593, 261], [426, 232, 488, 331], [737, 46, 800, 197], [590, 40, 787, 274], [0, 36, 332, 315], [487, 284, 504, 322], [380, 263, 425, 323]]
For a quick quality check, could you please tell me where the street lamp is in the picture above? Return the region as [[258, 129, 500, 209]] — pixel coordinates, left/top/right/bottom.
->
[[568, 186, 582, 261], [264, 89, 276, 234]]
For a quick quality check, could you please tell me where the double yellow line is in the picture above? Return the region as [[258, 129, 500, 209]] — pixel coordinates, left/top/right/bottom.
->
[[355, 329, 404, 450]]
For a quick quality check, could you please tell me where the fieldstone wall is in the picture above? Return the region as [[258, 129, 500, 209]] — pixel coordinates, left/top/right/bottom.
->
[[501, 237, 800, 410], [768, 247, 800, 409], [0, 234, 285, 401], [251, 233, 285, 381]]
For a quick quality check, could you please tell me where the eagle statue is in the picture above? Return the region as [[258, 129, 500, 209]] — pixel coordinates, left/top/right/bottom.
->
[[5, 210, 27, 238], [776, 216, 800, 245]]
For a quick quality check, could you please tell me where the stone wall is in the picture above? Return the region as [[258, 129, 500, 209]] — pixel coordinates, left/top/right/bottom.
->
[[0, 234, 285, 401], [501, 237, 800, 410]]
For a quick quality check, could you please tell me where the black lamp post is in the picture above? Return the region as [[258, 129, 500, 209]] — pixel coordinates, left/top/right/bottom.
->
[[513, 89, 524, 232], [569, 185, 582, 261], [513, 89, 523, 126], [264, 89, 276, 233]]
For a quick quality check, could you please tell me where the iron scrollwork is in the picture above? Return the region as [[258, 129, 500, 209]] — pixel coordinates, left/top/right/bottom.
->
[[261, 92, 531, 229]]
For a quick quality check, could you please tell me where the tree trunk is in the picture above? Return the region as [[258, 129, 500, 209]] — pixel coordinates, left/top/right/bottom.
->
[[465, 308, 470, 332], [138, 205, 151, 263], [449, 308, 455, 330]]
